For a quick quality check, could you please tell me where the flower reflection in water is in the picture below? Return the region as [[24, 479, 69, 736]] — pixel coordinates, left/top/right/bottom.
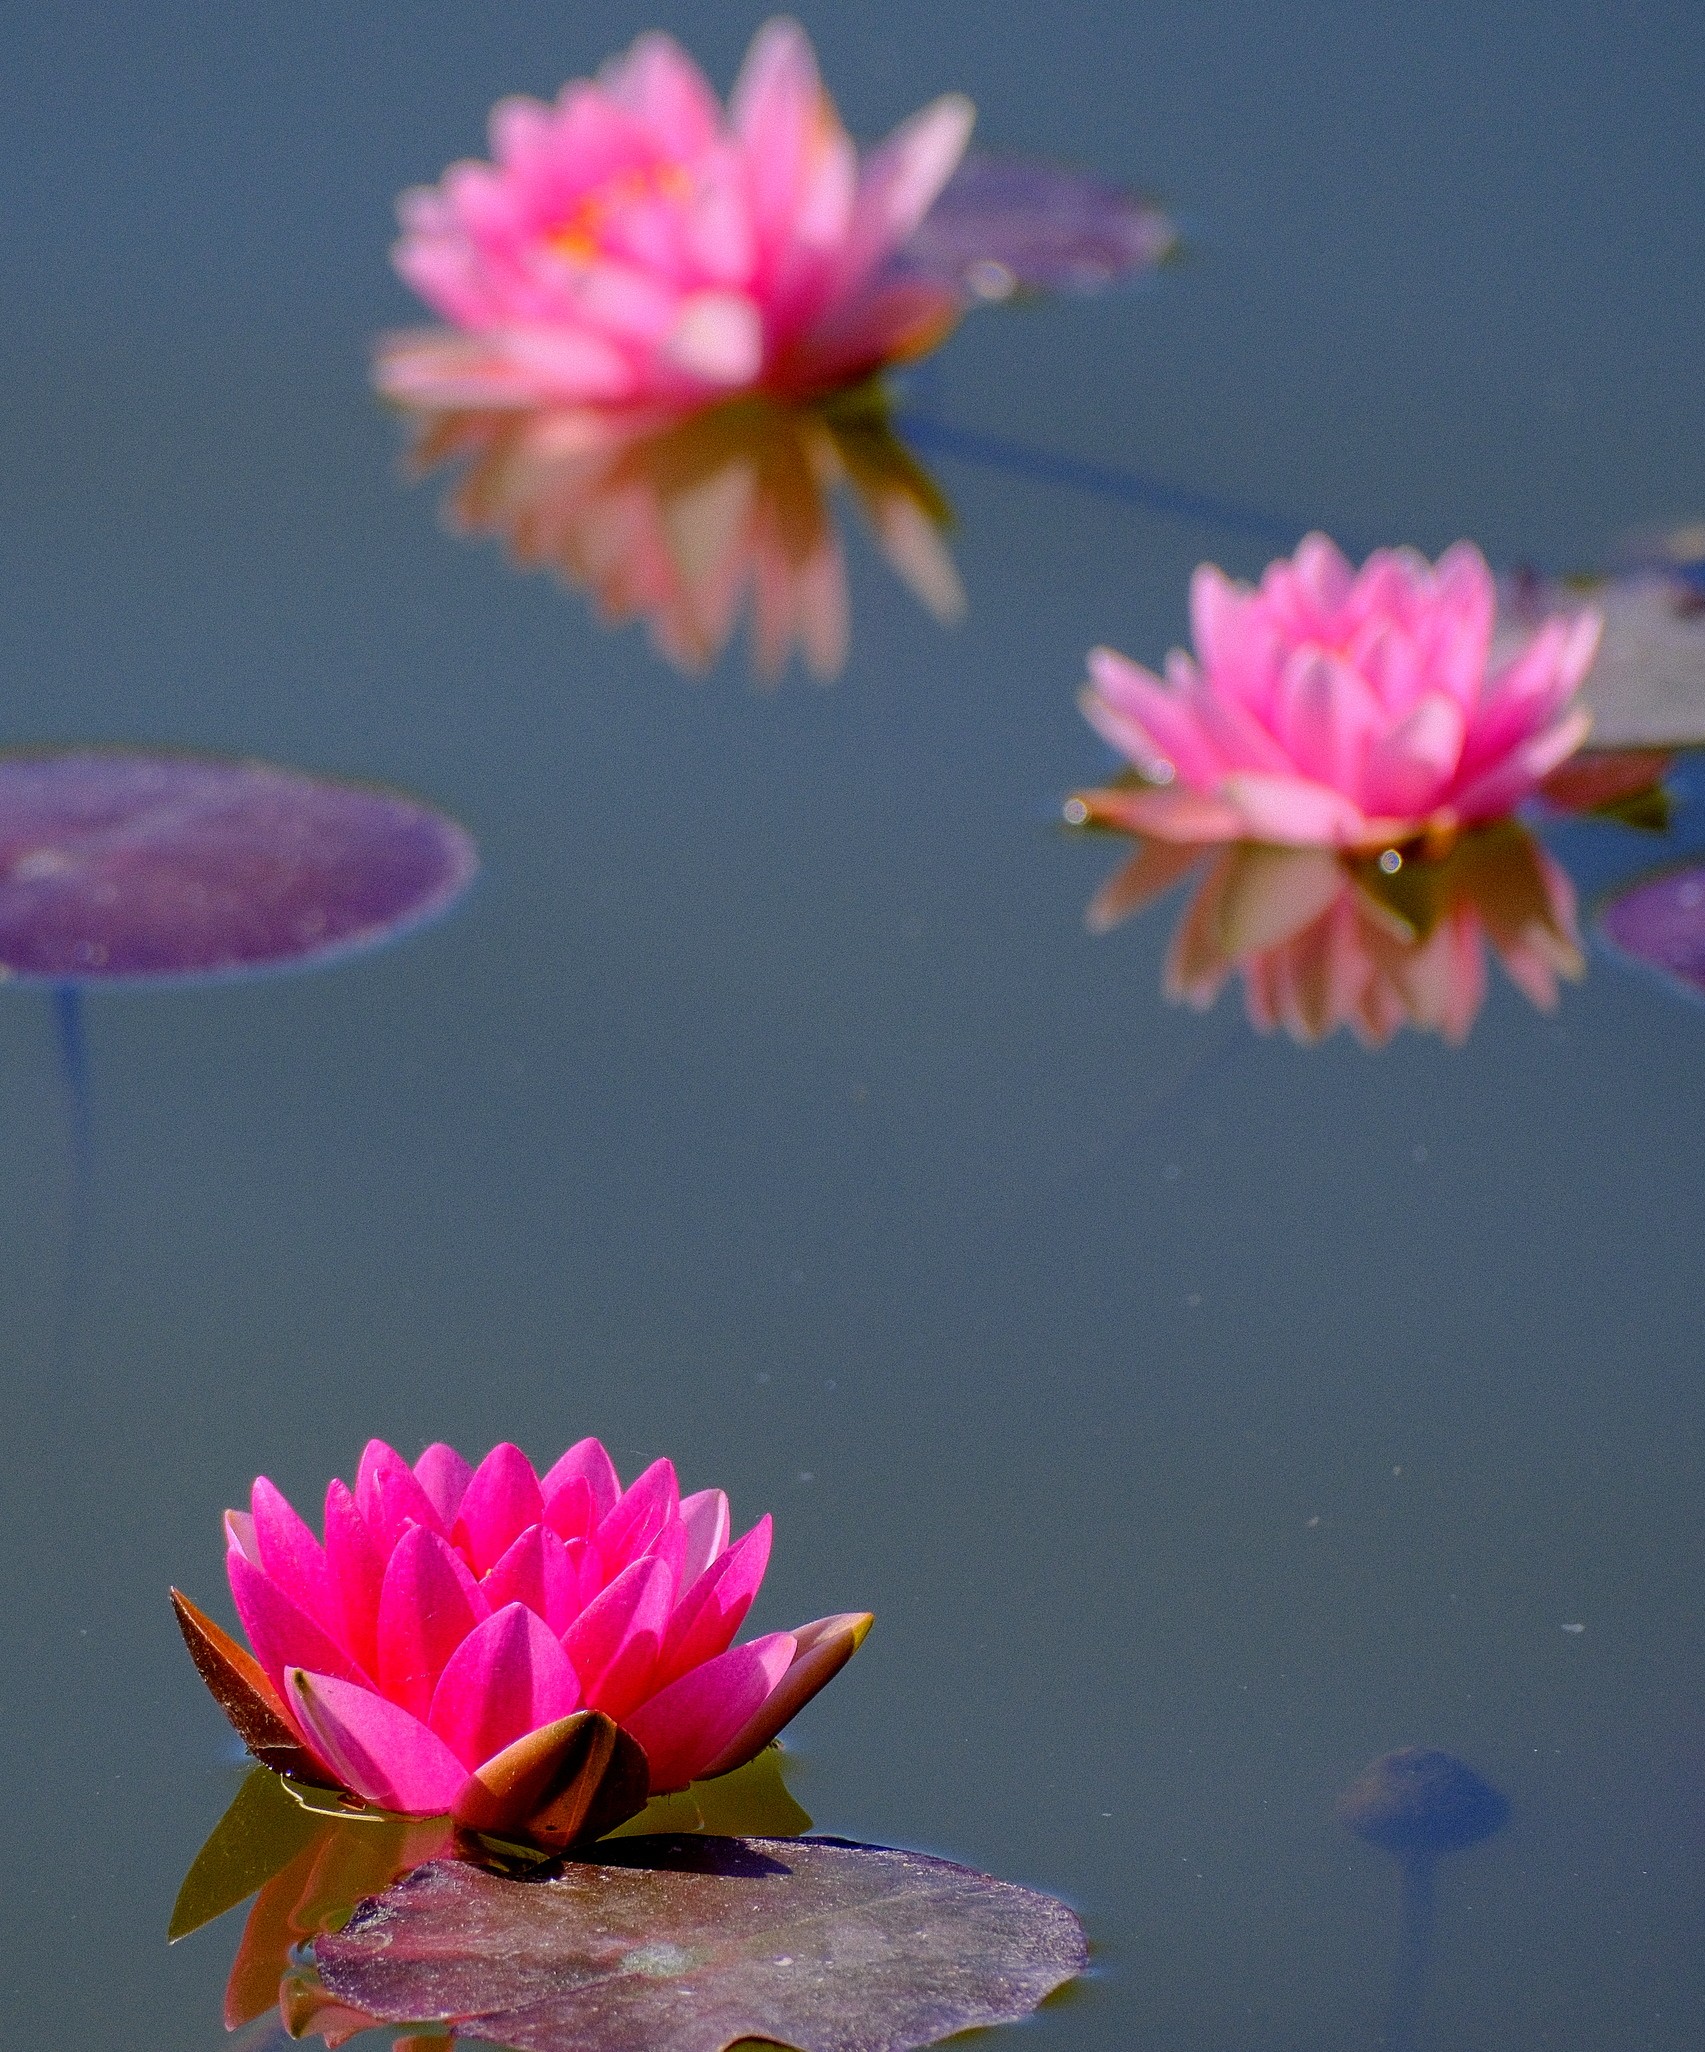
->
[[1074, 815, 1582, 1048], [173, 1749, 812, 2049], [397, 384, 963, 681]]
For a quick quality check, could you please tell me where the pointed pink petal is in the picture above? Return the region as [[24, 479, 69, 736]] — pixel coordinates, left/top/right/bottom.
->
[[697, 1612, 874, 1778], [678, 1490, 731, 1583], [597, 1457, 679, 1566], [842, 93, 976, 285], [1362, 690, 1468, 818], [1452, 706, 1592, 822], [412, 1444, 473, 1529], [286, 1670, 470, 1813], [228, 1552, 368, 1700], [224, 1508, 259, 1566], [1272, 647, 1382, 794], [250, 1478, 340, 1640], [482, 1523, 585, 1636], [452, 1443, 544, 1576], [541, 1438, 621, 1525], [657, 1515, 772, 1690], [426, 1603, 583, 1770], [625, 1631, 798, 1794], [1189, 563, 1254, 677], [1083, 651, 1225, 789], [323, 1479, 385, 1678], [356, 1440, 446, 1550], [375, 1525, 489, 1718], [602, 31, 721, 157], [1072, 783, 1247, 843], [563, 1555, 675, 1705]]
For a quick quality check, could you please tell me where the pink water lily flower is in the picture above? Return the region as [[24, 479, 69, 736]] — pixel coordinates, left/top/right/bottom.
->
[[378, 19, 975, 424], [1079, 534, 1602, 852], [173, 1438, 871, 1848]]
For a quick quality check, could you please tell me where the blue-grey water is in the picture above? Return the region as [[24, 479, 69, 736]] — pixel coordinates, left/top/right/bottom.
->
[[2, 3, 1704, 2047]]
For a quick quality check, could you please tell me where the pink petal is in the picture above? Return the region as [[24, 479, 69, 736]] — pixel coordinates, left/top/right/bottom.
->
[[356, 1440, 446, 1551], [678, 1489, 731, 1583], [1218, 771, 1377, 848], [250, 1478, 341, 1640], [657, 1515, 772, 1690], [375, 1525, 490, 1718], [481, 1523, 585, 1636], [597, 1456, 679, 1567], [1452, 706, 1592, 823], [412, 1444, 473, 1529], [542, 1438, 622, 1525], [730, 18, 824, 238], [624, 1631, 798, 1794], [426, 1603, 583, 1770], [452, 1443, 544, 1576], [841, 92, 976, 287], [323, 1479, 385, 1678], [228, 1552, 368, 1700], [1083, 650, 1226, 789], [1073, 783, 1248, 844], [1271, 647, 1382, 795], [663, 291, 764, 385], [286, 1670, 470, 1813], [1362, 690, 1468, 819], [602, 31, 721, 158], [563, 1555, 675, 1711], [698, 1612, 874, 1779], [223, 1508, 259, 1566]]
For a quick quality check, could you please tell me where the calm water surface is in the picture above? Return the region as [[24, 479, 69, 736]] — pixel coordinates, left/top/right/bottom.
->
[[3, 3, 1704, 2048]]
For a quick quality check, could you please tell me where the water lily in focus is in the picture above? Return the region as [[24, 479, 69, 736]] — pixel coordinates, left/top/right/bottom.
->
[[400, 385, 963, 680], [1081, 821, 1582, 1047], [173, 1438, 870, 1848], [1078, 535, 1602, 852], [379, 19, 974, 426]]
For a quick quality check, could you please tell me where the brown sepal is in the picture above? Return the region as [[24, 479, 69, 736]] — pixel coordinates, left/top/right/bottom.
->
[[453, 1708, 651, 1852], [169, 1587, 328, 1782]]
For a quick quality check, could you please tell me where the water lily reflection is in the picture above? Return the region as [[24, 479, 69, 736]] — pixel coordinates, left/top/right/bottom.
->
[[1079, 818, 1582, 1047], [399, 386, 963, 679]]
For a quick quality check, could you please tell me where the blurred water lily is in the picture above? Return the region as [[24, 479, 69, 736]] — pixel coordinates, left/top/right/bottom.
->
[[173, 1438, 870, 1849], [1082, 821, 1582, 1047], [1078, 535, 1601, 852], [379, 19, 973, 426], [400, 386, 963, 679]]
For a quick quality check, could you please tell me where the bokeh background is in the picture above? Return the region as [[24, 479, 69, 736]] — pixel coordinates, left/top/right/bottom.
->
[[2, 3, 1703, 2046]]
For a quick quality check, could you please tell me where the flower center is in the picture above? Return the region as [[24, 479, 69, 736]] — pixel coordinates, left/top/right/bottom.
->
[[548, 160, 694, 262]]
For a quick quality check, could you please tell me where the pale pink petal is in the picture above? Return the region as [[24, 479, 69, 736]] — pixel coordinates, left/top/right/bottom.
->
[[625, 1631, 798, 1794], [1082, 652, 1225, 789], [1362, 690, 1469, 819], [697, 1612, 873, 1778], [602, 32, 722, 157], [375, 1525, 489, 1718], [678, 1489, 731, 1583], [840, 93, 976, 286], [286, 1670, 471, 1813], [223, 1508, 260, 1566], [452, 1443, 545, 1577], [426, 1603, 583, 1770], [1074, 784, 1248, 843], [1219, 771, 1376, 848], [663, 291, 764, 384], [412, 1444, 473, 1529], [1271, 648, 1383, 795]]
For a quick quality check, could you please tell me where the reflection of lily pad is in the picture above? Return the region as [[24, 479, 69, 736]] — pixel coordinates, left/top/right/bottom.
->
[[1600, 862, 1705, 1000], [606, 1745, 812, 1841], [901, 152, 1175, 300], [315, 1837, 1087, 2052]]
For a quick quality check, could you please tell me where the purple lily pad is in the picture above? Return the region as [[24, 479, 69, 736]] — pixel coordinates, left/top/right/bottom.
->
[[901, 151, 1176, 301], [0, 750, 477, 984], [1600, 863, 1705, 1000], [314, 1836, 1088, 2052]]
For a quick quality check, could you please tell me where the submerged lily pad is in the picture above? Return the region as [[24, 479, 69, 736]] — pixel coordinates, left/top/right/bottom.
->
[[902, 152, 1176, 300], [314, 1837, 1087, 2052], [1600, 862, 1705, 1000], [0, 750, 476, 983]]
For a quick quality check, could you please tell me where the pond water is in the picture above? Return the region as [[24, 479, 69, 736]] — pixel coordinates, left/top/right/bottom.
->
[[3, 3, 1704, 2048]]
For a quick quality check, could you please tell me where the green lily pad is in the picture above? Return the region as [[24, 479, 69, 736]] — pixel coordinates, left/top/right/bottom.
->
[[314, 1836, 1088, 2052]]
